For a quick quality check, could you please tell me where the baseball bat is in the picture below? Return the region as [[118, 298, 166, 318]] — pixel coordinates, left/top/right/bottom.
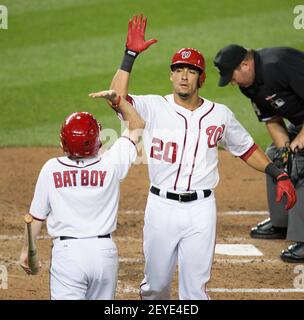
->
[[24, 214, 40, 275]]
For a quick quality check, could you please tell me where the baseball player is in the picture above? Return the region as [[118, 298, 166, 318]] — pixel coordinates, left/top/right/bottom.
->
[[214, 44, 304, 262], [19, 91, 144, 300], [105, 14, 297, 300]]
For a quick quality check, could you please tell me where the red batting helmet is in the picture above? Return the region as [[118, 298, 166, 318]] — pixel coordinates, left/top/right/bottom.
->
[[60, 112, 101, 158], [170, 48, 206, 87]]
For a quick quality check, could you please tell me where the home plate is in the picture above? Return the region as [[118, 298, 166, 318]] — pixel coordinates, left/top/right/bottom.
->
[[215, 244, 263, 256]]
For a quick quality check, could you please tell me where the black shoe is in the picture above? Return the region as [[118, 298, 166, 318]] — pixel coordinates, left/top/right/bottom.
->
[[280, 242, 304, 263], [250, 218, 287, 239]]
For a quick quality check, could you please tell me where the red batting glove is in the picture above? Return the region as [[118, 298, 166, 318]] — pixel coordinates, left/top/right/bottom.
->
[[276, 173, 297, 210], [126, 14, 158, 54]]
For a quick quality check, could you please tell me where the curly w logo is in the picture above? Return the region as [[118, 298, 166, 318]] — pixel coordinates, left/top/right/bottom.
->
[[206, 125, 225, 148], [181, 51, 191, 59]]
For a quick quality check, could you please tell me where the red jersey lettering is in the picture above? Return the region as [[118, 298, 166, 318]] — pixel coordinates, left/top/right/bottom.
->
[[150, 138, 178, 164], [81, 170, 89, 186], [163, 142, 178, 163], [63, 171, 72, 187], [54, 170, 107, 188], [90, 170, 98, 186], [99, 171, 107, 186], [206, 125, 225, 148], [53, 172, 63, 188], [70, 170, 78, 186], [150, 137, 163, 160]]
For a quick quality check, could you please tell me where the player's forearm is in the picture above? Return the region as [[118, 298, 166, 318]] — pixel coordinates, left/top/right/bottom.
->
[[110, 69, 130, 99], [22, 218, 43, 250], [266, 117, 289, 148], [244, 145, 271, 172], [110, 49, 137, 98], [89, 89, 143, 130], [116, 97, 144, 143], [244, 146, 289, 182], [118, 97, 145, 131], [122, 128, 143, 145]]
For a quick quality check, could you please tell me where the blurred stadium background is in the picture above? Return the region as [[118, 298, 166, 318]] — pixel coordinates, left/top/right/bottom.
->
[[0, 0, 303, 148]]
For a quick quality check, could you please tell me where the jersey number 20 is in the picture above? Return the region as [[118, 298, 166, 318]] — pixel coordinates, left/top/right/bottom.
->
[[150, 137, 178, 163]]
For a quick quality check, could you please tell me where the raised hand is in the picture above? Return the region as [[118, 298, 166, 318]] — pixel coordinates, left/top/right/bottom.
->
[[89, 89, 122, 111], [126, 14, 158, 54], [89, 89, 119, 104]]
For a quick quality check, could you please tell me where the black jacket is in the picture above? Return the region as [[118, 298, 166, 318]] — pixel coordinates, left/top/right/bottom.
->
[[240, 47, 304, 126]]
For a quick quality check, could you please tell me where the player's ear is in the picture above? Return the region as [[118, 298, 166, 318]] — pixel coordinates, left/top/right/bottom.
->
[[197, 78, 200, 89], [240, 60, 250, 71], [170, 71, 173, 82]]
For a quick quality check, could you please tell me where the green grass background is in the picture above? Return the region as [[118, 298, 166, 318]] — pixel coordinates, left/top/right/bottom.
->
[[0, 0, 303, 148]]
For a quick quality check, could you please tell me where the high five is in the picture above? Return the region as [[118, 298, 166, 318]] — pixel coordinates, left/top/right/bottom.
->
[[108, 14, 296, 299]]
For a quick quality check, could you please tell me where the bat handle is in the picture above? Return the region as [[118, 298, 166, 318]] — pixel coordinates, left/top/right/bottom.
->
[[24, 214, 40, 275]]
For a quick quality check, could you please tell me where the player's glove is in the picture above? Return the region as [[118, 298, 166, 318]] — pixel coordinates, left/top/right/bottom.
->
[[265, 163, 297, 210], [126, 14, 158, 56], [287, 149, 304, 186], [121, 14, 157, 73], [275, 172, 297, 210]]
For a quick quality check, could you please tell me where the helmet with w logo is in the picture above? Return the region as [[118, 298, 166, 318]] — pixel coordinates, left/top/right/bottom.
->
[[60, 112, 101, 158], [170, 48, 206, 87]]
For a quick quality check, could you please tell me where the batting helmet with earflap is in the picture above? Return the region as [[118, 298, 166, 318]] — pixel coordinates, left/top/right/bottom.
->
[[60, 112, 101, 158], [170, 48, 206, 87]]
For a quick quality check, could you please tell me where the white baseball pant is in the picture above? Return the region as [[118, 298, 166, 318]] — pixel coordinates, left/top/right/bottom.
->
[[50, 237, 118, 300], [140, 191, 216, 300]]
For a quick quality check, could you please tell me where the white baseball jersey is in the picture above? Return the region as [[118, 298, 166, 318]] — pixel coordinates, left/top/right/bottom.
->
[[128, 93, 255, 191], [29, 137, 137, 238], [126, 93, 256, 300]]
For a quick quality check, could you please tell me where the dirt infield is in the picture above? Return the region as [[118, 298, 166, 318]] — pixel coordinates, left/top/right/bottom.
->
[[0, 148, 303, 300]]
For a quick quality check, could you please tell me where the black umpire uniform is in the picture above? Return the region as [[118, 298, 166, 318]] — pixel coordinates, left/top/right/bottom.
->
[[214, 45, 304, 263]]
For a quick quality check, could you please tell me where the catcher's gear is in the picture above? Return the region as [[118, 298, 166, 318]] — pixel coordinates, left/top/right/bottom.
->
[[126, 14, 158, 55], [275, 172, 297, 210], [287, 149, 304, 186], [273, 146, 289, 169], [60, 112, 101, 158], [170, 48, 206, 87]]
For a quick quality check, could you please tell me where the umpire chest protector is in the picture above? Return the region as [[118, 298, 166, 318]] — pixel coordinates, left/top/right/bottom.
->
[[240, 47, 304, 127]]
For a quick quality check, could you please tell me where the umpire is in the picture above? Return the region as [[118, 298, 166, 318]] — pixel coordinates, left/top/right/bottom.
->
[[213, 44, 304, 263]]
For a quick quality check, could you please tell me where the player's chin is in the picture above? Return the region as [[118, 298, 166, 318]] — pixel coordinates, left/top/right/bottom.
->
[[177, 92, 190, 99], [239, 81, 251, 88]]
